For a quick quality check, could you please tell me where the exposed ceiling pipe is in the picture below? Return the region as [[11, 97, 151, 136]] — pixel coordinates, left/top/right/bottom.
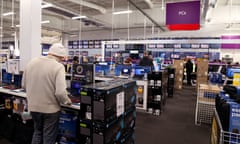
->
[[144, 0, 153, 9], [67, 0, 106, 14], [127, 0, 165, 32]]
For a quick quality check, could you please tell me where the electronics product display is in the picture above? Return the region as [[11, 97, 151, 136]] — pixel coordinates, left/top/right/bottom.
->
[[147, 71, 168, 115], [72, 64, 94, 84], [226, 68, 240, 78], [57, 110, 79, 144], [133, 66, 151, 79], [167, 68, 175, 97], [2, 69, 12, 85], [79, 79, 136, 144]]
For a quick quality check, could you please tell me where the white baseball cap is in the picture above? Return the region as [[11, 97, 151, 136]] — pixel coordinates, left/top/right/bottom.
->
[[48, 43, 67, 57]]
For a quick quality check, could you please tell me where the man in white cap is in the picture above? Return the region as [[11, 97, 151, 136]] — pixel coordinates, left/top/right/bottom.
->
[[22, 43, 72, 144]]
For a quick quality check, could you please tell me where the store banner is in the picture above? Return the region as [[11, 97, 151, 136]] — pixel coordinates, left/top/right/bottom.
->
[[166, 1, 200, 30], [221, 35, 240, 49]]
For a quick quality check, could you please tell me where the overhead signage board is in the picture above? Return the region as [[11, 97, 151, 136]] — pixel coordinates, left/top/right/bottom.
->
[[221, 35, 240, 49], [166, 1, 201, 30]]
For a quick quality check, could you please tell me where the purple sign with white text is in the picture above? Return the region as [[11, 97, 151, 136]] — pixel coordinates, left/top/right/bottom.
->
[[166, 1, 200, 25]]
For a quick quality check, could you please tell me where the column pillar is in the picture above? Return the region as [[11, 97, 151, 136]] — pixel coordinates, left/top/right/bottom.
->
[[19, 0, 41, 71]]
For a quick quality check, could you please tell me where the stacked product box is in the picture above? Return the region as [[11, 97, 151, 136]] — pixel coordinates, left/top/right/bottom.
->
[[167, 68, 175, 97], [173, 60, 184, 90], [196, 59, 209, 88], [57, 110, 79, 144], [215, 87, 240, 144], [79, 79, 136, 144], [147, 70, 167, 115]]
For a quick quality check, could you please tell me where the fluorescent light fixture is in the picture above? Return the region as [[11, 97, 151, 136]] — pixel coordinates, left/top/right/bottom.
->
[[72, 15, 87, 20], [41, 20, 50, 24], [113, 10, 132, 15], [41, 3, 53, 9], [16, 20, 50, 27], [3, 12, 14, 16]]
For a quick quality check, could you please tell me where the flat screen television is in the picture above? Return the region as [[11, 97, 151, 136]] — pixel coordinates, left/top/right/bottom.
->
[[134, 66, 151, 78], [226, 68, 240, 78], [121, 65, 132, 75], [2, 69, 12, 85], [96, 62, 110, 75], [70, 81, 81, 96]]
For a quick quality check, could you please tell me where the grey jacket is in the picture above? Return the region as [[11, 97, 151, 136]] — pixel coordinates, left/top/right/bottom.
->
[[22, 55, 71, 113]]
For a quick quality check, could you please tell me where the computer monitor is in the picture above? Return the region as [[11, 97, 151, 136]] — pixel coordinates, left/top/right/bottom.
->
[[95, 62, 110, 76], [70, 81, 81, 96], [121, 65, 132, 75], [134, 66, 151, 78], [226, 68, 240, 78], [2, 69, 12, 85]]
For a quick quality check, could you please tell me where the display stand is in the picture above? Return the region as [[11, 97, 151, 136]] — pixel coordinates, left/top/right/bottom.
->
[[135, 80, 148, 111], [211, 109, 240, 144]]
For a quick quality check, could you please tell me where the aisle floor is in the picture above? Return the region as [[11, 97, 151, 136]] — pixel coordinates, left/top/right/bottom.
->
[[0, 85, 211, 144], [135, 85, 211, 144]]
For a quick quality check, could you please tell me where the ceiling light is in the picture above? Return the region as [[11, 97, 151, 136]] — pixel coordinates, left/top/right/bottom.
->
[[41, 20, 50, 24], [72, 16, 87, 20], [41, 3, 53, 9], [113, 10, 133, 15], [16, 20, 50, 27], [3, 12, 14, 16]]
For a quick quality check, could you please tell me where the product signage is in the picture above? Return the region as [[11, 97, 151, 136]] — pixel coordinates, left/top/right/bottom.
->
[[221, 35, 240, 49], [166, 1, 200, 30]]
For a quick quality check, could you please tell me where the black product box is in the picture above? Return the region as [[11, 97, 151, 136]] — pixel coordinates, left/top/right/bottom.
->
[[81, 80, 136, 123], [123, 81, 136, 111], [72, 64, 95, 85], [92, 115, 125, 144], [124, 107, 136, 133], [57, 110, 79, 144], [118, 130, 135, 144], [79, 88, 93, 121], [79, 120, 93, 144]]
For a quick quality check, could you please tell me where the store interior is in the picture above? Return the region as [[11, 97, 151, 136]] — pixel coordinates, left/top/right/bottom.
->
[[0, 0, 240, 144]]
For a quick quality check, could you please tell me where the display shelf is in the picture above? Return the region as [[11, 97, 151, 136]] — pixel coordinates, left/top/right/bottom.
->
[[195, 84, 221, 125]]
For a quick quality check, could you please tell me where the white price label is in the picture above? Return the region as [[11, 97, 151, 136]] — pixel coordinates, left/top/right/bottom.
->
[[116, 91, 124, 117]]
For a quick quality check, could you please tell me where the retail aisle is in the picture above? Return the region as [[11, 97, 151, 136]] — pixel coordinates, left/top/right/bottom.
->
[[135, 85, 211, 144]]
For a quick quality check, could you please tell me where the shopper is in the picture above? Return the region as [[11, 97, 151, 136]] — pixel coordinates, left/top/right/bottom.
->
[[124, 57, 133, 65], [73, 56, 79, 64], [186, 59, 193, 85], [22, 43, 72, 144], [139, 51, 153, 66]]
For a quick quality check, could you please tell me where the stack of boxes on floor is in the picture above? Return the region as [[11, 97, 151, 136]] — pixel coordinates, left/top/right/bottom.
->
[[173, 60, 184, 90], [167, 68, 175, 97], [57, 64, 95, 144], [79, 79, 136, 144], [214, 85, 240, 143], [196, 59, 209, 88], [147, 70, 168, 116]]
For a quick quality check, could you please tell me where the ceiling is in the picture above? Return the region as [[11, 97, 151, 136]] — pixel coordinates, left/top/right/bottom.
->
[[0, 0, 240, 39]]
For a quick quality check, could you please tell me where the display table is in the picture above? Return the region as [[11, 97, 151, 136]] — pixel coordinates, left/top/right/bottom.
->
[[0, 87, 80, 110]]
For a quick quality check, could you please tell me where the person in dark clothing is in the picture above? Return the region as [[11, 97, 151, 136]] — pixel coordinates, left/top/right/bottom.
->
[[139, 51, 153, 66], [73, 56, 79, 64], [186, 59, 193, 85]]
